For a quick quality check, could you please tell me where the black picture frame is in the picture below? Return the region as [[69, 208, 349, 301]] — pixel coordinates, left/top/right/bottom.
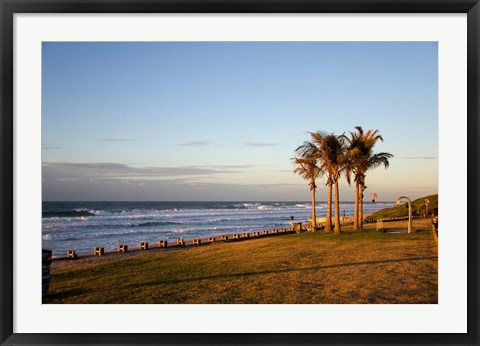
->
[[1, 1, 479, 345]]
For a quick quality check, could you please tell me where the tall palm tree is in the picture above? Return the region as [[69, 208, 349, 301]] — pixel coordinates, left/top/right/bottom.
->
[[310, 132, 348, 235], [347, 127, 393, 230], [304, 132, 331, 233], [324, 176, 333, 233], [343, 128, 366, 230], [292, 143, 322, 231]]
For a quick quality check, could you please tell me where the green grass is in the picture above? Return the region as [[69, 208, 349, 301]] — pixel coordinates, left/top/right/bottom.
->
[[366, 194, 438, 222], [44, 220, 438, 304]]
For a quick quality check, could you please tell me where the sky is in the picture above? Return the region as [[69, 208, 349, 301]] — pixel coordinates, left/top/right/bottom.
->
[[42, 42, 438, 202]]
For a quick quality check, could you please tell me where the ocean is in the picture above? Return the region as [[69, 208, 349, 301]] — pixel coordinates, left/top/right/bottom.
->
[[42, 201, 394, 257]]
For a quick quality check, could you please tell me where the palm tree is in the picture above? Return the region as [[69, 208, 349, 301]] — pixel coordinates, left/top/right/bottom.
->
[[292, 143, 322, 231], [303, 132, 331, 233], [310, 132, 348, 235], [347, 127, 393, 230], [324, 176, 333, 233], [343, 129, 365, 230]]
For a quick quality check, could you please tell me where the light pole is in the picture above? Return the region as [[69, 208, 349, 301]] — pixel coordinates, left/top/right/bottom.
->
[[371, 193, 378, 214], [396, 196, 413, 234], [425, 198, 430, 217]]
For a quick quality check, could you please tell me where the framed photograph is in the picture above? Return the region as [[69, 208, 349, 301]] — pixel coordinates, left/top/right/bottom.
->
[[1, 0, 479, 345]]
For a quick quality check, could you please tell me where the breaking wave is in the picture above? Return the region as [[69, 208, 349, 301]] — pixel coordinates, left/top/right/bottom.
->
[[43, 210, 96, 218]]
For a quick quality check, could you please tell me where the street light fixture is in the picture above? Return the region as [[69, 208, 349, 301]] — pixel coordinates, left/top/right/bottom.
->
[[425, 198, 430, 217], [371, 193, 378, 213], [396, 196, 413, 234]]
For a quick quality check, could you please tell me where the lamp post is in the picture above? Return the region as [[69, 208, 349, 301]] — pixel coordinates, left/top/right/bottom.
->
[[396, 196, 413, 234], [425, 198, 430, 217], [371, 193, 378, 213]]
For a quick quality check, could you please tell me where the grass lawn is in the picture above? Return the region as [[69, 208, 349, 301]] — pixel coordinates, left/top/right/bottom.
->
[[44, 219, 438, 304]]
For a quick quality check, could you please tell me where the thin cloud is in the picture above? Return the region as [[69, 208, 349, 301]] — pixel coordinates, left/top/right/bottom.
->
[[244, 142, 277, 147], [189, 164, 256, 169], [42, 144, 62, 150], [45, 162, 131, 170], [177, 141, 210, 147], [399, 156, 436, 160], [42, 162, 246, 181], [42, 146, 63, 150], [96, 138, 138, 142]]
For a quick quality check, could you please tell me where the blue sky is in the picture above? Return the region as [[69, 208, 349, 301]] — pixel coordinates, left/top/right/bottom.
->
[[42, 42, 438, 201]]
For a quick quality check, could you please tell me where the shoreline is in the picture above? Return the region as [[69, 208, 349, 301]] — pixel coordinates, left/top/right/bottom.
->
[[49, 212, 385, 260], [42, 201, 398, 258], [51, 224, 304, 261]]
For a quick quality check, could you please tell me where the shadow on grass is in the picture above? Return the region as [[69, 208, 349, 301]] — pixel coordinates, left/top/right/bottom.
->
[[127, 256, 438, 288], [43, 288, 88, 303]]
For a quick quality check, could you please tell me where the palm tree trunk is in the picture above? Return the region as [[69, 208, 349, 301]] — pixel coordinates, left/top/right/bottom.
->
[[354, 182, 359, 230], [359, 183, 364, 229], [334, 181, 341, 235], [324, 181, 333, 233], [311, 186, 317, 232]]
